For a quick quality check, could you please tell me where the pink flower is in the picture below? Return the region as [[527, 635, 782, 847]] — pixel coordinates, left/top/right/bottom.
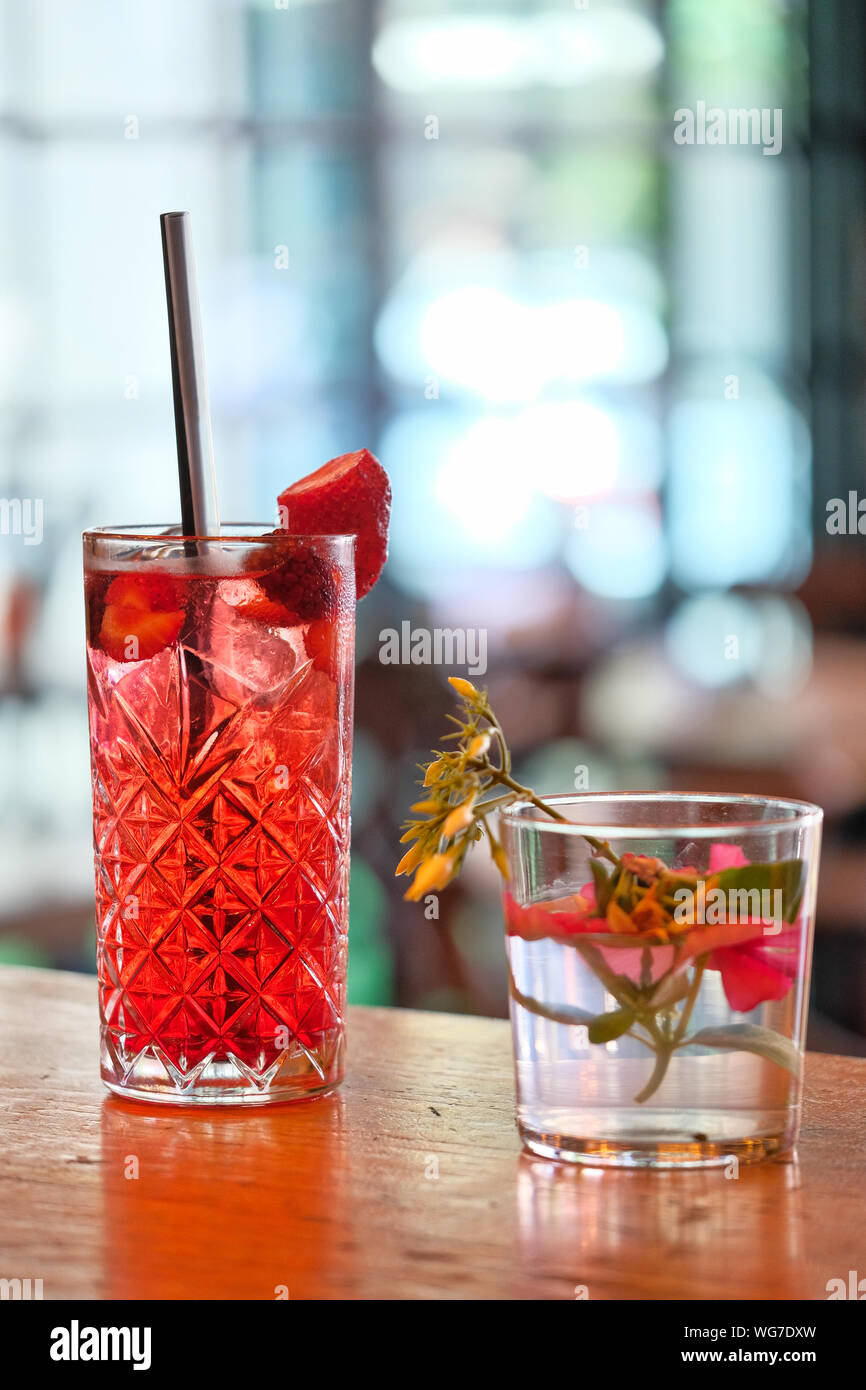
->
[[706, 930, 800, 1011], [503, 888, 605, 941], [704, 842, 800, 1011], [709, 843, 749, 872], [503, 841, 803, 1013]]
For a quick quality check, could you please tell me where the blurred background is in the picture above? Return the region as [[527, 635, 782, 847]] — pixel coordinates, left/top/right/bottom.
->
[[1, 0, 865, 1053]]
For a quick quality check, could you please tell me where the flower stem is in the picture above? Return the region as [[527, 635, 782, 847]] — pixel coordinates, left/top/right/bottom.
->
[[672, 961, 705, 1046], [633, 1041, 675, 1105], [471, 759, 621, 868], [631, 963, 707, 1103], [509, 971, 655, 1050], [483, 706, 512, 774]]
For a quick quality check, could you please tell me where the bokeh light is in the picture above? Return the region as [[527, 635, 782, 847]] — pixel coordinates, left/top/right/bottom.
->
[[566, 499, 667, 600], [372, 11, 664, 92]]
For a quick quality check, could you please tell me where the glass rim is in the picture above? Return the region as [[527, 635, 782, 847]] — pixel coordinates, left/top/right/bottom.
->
[[82, 523, 355, 545], [499, 791, 824, 837]]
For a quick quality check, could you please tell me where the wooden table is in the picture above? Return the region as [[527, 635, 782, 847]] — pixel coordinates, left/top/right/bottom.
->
[[1, 965, 864, 1301]]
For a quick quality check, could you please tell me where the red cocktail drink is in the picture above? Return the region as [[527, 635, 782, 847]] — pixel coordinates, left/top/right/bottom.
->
[[84, 526, 355, 1103]]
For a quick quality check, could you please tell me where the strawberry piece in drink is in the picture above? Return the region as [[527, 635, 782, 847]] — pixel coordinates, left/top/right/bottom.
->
[[240, 535, 337, 625], [98, 572, 186, 661], [304, 617, 338, 678]]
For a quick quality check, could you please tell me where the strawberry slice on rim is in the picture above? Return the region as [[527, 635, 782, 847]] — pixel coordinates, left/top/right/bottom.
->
[[278, 448, 390, 598]]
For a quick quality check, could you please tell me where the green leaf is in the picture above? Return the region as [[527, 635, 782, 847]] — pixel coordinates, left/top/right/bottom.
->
[[509, 976, 596, 1028], [712, 859, 804, 924], [683, 1023, 802, 1077], [614, 869, 634, 910], [588, 1007, 637, 1044], [786, 889, 803, 924], [589, 857, 612, 912]]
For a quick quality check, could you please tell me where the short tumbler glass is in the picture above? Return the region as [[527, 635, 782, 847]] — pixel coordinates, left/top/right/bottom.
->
[[499, 793, 822, 1168]]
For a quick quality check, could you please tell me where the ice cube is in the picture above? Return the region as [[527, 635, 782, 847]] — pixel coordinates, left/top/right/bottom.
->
[[189, 589, 307, 707]]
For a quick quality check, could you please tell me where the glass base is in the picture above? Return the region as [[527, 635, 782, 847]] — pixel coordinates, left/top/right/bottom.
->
[[100, 1028, 343, 1106], [518, 1120, 795, 1169]]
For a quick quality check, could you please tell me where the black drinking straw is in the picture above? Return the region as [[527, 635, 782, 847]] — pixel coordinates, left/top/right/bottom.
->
[[160, 212, 220, 539]]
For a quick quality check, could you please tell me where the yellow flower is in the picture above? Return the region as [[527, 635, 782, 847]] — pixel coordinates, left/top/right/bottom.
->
[[631, 895, 670, 934], [442, 797, 475, 839], [466, 733, 490, 759], [448, 676, 480, 700], [490, 840, 510, 881], [395, 842, 425, 877], [405, 853, 457, 901], [606, 901, 635, 934], [423, 758, 448, 786], [410, 799, 441, 813]]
